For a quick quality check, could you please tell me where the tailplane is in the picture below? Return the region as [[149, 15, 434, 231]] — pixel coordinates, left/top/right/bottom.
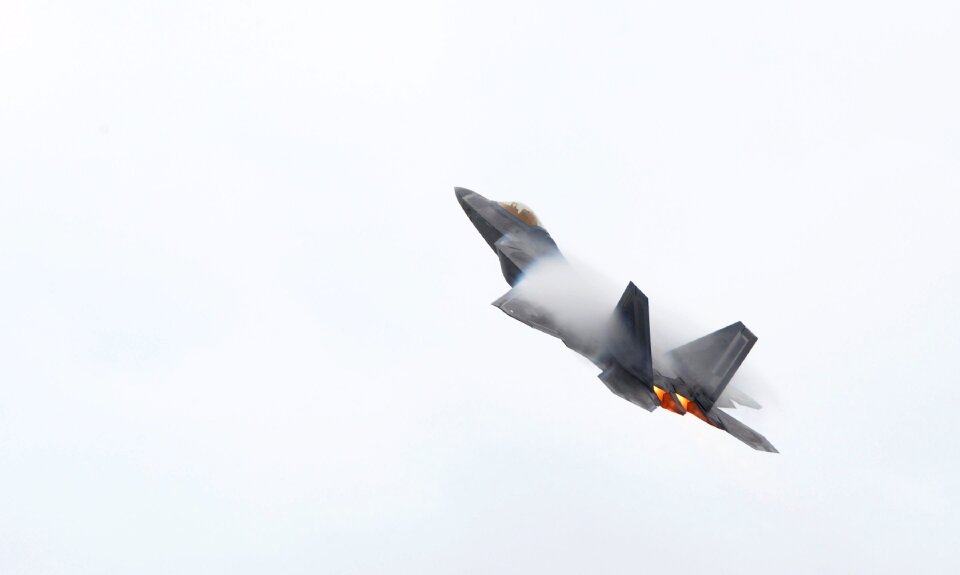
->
[[707, 409, 778, 452]]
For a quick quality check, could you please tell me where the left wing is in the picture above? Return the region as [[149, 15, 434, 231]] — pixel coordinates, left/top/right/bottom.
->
[[491, 288, 562, 339]]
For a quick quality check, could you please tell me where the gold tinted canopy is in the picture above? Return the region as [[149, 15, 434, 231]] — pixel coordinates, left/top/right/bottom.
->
[[498, 201, 541, 227]]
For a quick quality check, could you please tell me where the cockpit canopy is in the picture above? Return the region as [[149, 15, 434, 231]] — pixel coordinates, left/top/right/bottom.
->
[[498, 201, 542, 227]]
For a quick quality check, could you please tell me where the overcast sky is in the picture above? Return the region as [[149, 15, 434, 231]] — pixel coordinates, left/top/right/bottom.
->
[[2, 1, 959, 573]]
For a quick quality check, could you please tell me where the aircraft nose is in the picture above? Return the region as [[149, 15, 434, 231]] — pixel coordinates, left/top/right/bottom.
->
[[455, 186, 492, 208], [455, 187, 481, 212]]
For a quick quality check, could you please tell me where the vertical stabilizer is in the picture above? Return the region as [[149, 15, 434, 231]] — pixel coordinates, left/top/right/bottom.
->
[[607, 282, 654, 386], [665, 322, 756, 412]]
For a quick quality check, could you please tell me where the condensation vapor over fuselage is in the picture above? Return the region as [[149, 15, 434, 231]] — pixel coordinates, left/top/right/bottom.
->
[[455, 187, 777, 453]]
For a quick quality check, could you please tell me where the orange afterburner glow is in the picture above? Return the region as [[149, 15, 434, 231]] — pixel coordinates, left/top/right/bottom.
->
[[654, 389, 717, 426], [653, 386, 685, 414], [685, 400, 714, 425]]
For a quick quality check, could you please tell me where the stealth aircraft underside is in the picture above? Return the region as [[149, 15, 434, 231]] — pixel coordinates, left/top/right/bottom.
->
[[455, 187, 777, 452]]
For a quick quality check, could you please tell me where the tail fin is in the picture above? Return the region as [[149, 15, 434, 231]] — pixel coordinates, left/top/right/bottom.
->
[[607, 282, 654, 386], [596, 283, 660, 411], [665, 322, 756, 412]]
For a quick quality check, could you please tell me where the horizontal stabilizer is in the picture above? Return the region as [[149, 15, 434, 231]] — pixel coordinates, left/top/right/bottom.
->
[[599, 362, 660, 411], [709, 410, 778, 453]]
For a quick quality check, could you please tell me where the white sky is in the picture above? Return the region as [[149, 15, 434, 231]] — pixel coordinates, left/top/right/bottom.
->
[[2, 1, 959, 573]]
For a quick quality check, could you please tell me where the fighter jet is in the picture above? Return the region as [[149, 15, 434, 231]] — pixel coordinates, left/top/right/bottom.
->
[[455, 187, 777, 452]]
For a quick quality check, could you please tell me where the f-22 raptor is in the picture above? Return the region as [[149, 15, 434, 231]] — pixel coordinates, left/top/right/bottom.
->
[[456, 187, 777, 452]]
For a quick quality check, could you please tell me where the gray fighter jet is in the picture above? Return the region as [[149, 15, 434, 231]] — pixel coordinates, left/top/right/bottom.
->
[[456, 187, 777, 452]]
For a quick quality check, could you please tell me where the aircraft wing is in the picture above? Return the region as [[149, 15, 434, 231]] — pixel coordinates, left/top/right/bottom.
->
[[491, 288, 562, 339]]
